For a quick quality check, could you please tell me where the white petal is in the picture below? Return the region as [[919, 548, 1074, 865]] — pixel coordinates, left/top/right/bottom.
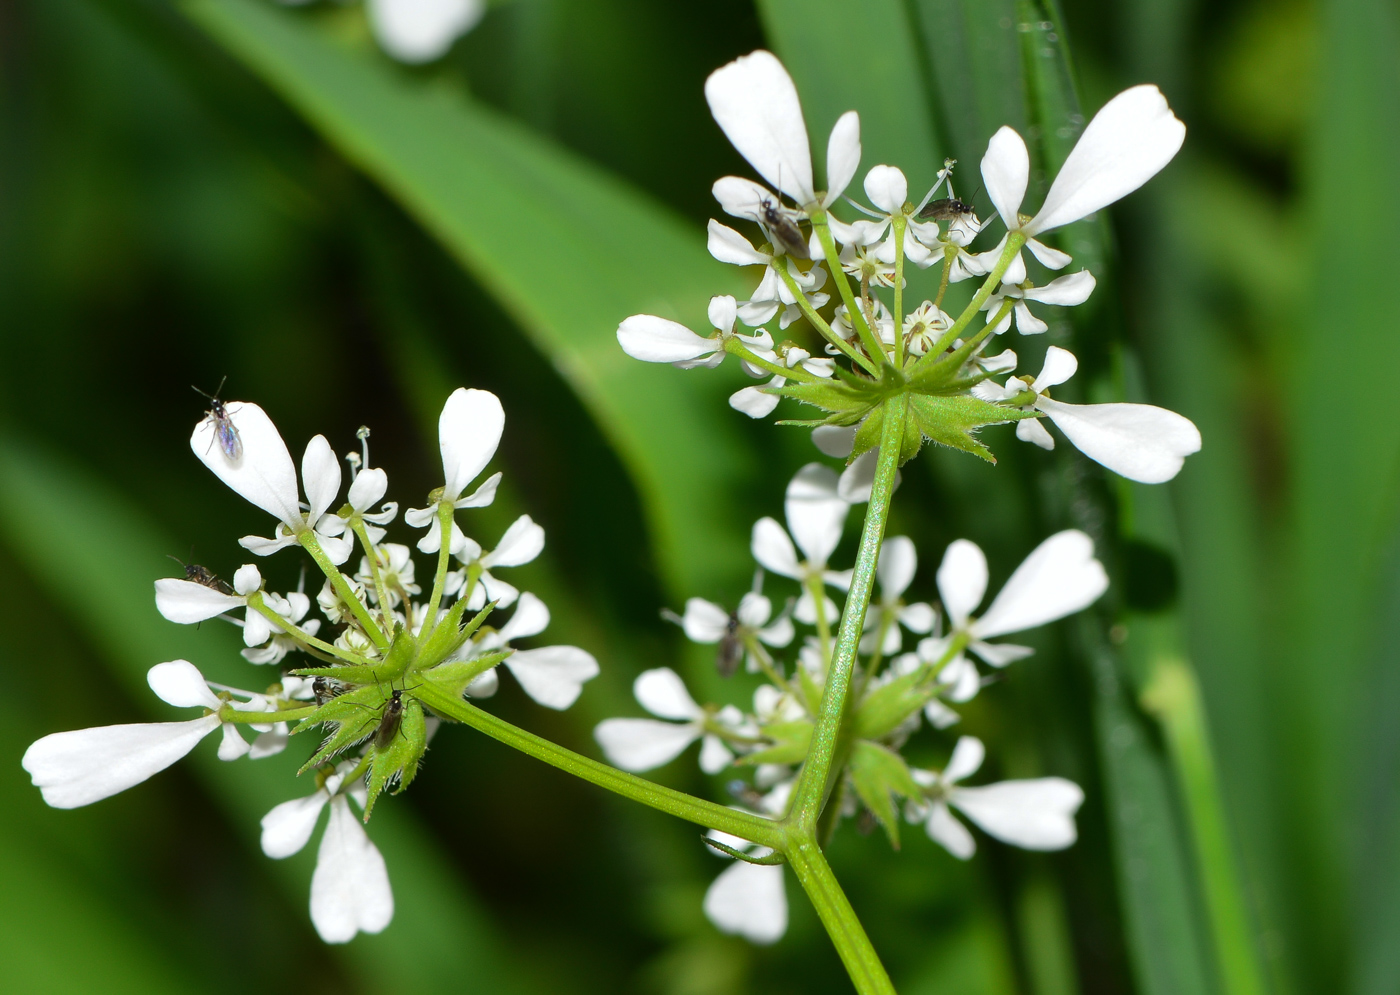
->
[[736, 592, 772, 628], [633, 667, 703, 721], [455, 470, 502, 509], [310, 796, 394, 943], [941, 655, 983, 703], [233, 563, 262, 595], [924, 699, 961, 729], [438, 388, 504, 501], [1034, 345, 1079, 391], [712, 175, 772, 222], [700, 734, 735, 774], [708, 294, 739, 334], [244, 608, 273, 648], [483, 515, 545, 568], [366, 0, 482, 63], [1027, 85, 1185, 235], [812, 424, 856, 458], [786, 463, 848, 567], [478, 571, 520, 610], [218, 723, 251, 761], [836, 449, 877, 503], [936, 539, 988, 628], [863, 164, 908, 214], [594, 718, 700, 771], [925, 801, 976, 859], [951, 778, 1084, 850], [945, 735, 986, 783], [617, 314, 720, 364], [1014, 302, 1049, 335], [703, 861, 788, 944], [975, 530, 1108, 638], [877, 536, 917, 599], [261, 790, 329, 858], [969, 641, 1035, 667], [191, 401, 301, 527], [707, 219, 769, 266], [348, 467, 388, 512], [1025, 237, 1073, 270], [823, 111, 861, 205], [681, 598, 731, 643], [981, 127, 1030, 230], [751, 517, 801, 578], [465, 668, 499, 698], [758, 616, 795, 647], [147, 660, 220, 709], [154, 578, 242, 623], [21, 715, 221, 808], [250, 726, 289, 758], [1017, 418, 1056, 450], [498, 591, 550, 642], [1038, 398, 1202, 484], [705, 50, 814, 203], [301, 435, 341, 523], [506, 646, 599, 710], [898, 602, 937, 634], [730, 384, 781, 419]]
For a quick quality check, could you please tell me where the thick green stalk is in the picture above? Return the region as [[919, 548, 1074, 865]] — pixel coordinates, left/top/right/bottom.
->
[[787, 395, 906, 828], [891, 216, 907, 368], [787, 834, 897, 995], [418, 500, 456, 643], [1141, 657, 1266, 995], [414, 683, 784, 847]]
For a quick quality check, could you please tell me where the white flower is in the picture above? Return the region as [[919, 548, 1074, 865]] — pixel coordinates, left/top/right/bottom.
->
[[365, 0, 483, 64], [22, 660, 261, 808], [405, 388, 505, 555], [977, 346, 1202, 483], [807, 424, 902, 505], [909, 737, 1084, 859], [468, 593, 599, 709], [976, 85, 1185, 284], [729, 343, 834, 419], [707, 222, 831, 329], [982, 270, 1097, 335], [704, 50, 860, 212], [617, 294, 775, 367], [751, 464, 852, 623], [244, 586, 320, 666], [447, 514, 545, 609], [260, 765, 393, 943], [860, 536, 937, 655], [355, 542, 421, 611], [594, 668, 740, 774], [902, 301, 954, 356], [343, 465, 398, 543], [672, 586, 794, 677], [918, 531, 1108, 701], [702, 829, 788, 944], [191, 403, 353, 564]]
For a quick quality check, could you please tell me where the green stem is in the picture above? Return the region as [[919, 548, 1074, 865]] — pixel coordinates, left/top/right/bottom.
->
[[813, 219, 888, 364], [724, 340, 826, 384], [775, 264, 878, 375], [787, 834, 897, 995], [351, 519, 394, 630], [787, 396, 906, 829], [891, 216, 907, 368], [414, 684, 785, 847], [297, 532, 388, 650], [913, 231, 1025, 373], [807, 575, 833, 666], [1142, 657, 1266, 995], [419, 501, 456, 643], [933, 249, 953, 309], [248, 595, 369, 666], [220, 704, 316, 724]]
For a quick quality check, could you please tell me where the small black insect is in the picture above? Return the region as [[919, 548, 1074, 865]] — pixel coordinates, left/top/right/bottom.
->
[[193, 376, 241, 461], [716, 610, 744, 678], [759, 195, 810, 259], [917, 197, 976, 222], [167, 555, 234, 595], [374, 689, 406, 750], [312, 676, 349, 706]]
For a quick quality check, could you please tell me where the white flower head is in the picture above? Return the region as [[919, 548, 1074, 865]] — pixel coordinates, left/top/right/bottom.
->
[[860, 536, 937, 655], [977, 85, 1185, 284], [404, 388, 505, 556], [910, 736, 1084, 859], [366, 0, 484, 64], [468, 593, 599, 710], [447, 514, 545, 610], [617, 294, 775, 368], [594, 668, 740, 774], [702, 830, 787, 944], [671, 579, 795, 676], [982, 270, 1097, 335], [751, 464, 853, 623], [977, 346, 1202, 483]]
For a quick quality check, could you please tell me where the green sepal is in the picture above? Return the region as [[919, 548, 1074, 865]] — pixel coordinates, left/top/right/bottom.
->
[[292, 626, 418, 684], [773, 380, 879, 416], [738, 720, 813, 765], [419, 651, 514, 699], [291, 664, 384, 683], [852, 672, 934, 741], [416, 600, 496, 671], [363, 697, 426, 820], [850, 399, 924, 465], [295, 684, 386, 773], [848, 740, 924, 849], [907, 394, 1029, 463]]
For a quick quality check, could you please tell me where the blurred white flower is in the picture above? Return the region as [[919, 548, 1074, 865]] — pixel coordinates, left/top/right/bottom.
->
[[366, 0, 484, 64], [594, 668, 741, 773], [702, 829, 788, 944], [751, 464, 852, 623], [447, 514, 545, 609], [405, 387, 504, 555], [982, 271, 1096, 335], [860, 536, 937, 655]]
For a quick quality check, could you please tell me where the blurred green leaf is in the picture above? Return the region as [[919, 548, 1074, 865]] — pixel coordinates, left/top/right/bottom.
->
[[0, 433, 540, 995], [182, 0, 753, 596]]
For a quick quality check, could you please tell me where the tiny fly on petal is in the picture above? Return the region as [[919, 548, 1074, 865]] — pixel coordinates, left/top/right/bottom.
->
[[193, 376, 242, 461], [759, 195, 810, 259]]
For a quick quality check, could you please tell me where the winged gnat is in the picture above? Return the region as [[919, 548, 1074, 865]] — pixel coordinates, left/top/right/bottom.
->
[[312, 676, 350, 706], [717, 610, 744, 677], [759, 195, 810, 259], [374, 690, 406, 750], [917, 197, 976, 223], [192, 376, 242, 461], [167, 555, 234, 595]]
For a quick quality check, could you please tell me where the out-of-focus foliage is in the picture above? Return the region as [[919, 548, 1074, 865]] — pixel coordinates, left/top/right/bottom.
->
[[1, 0, 1396, 993]]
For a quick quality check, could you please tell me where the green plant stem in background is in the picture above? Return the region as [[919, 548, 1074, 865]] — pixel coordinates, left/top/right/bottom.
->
[[789, 396, 905, 828], [414, 684, 785, 848], [1141, 656, 1266, 995], [787, 835, 898, 995]]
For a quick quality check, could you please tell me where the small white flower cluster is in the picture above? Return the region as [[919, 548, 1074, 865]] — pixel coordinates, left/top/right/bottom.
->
[[22, 388, 598, 943], [617, 50, 1202, 485], [595, 459, 1102, 945]]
